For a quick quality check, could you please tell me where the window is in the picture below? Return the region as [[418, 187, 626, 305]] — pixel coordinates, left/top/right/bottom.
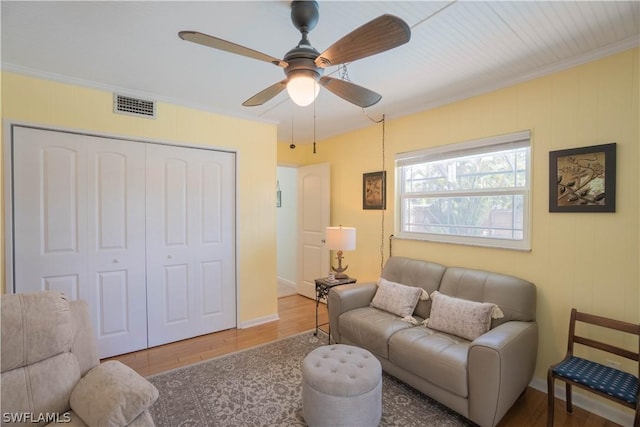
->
[[396, 130, 531, 250]]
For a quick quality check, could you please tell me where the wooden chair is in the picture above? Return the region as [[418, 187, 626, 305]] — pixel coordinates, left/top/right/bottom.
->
[[547, 308, 639, 427]]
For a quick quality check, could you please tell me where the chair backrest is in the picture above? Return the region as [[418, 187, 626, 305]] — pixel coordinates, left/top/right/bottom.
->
[[0, 291, 100, 421], [568, 308, 640, 377]]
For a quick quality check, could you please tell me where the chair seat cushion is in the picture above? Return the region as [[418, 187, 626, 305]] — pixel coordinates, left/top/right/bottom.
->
[[552, 356, 638, 404]]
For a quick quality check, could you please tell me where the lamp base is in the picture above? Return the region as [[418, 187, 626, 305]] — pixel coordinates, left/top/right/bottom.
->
[[331, 250, 349, 279]]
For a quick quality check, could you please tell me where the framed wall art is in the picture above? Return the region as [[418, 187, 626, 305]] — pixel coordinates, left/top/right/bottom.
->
[[363, 171, 386, 210], [549, 142, 616, 212]]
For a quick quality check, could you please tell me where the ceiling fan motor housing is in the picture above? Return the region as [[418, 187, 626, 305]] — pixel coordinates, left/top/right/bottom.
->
[[286, 1, 323, 82], [284, 44, 323, 82]]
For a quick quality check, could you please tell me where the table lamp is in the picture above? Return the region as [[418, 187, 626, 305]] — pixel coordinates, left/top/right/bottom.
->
[[325, 226, 356, 279]]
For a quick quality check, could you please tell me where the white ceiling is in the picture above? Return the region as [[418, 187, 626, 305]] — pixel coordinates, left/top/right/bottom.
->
[[2, 1, 639, 144]]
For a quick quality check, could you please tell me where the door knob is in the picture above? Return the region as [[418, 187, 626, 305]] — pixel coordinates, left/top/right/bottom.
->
[[321, 239, 326, 243], [112, 259, 119, 264], [167, 255, 172, 259]]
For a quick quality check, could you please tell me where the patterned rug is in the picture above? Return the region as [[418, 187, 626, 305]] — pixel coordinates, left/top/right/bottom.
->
[[148, 331, 471, 426]]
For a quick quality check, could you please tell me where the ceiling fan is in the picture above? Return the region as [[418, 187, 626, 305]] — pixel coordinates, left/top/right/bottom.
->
[[178, 1, 411, 108]]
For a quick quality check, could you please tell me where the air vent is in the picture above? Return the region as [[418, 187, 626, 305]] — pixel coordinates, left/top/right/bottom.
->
[[113, 94, 156, 119]]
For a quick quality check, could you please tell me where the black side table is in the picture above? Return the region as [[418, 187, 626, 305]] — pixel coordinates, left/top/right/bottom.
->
[[314, 277, 357, 342]]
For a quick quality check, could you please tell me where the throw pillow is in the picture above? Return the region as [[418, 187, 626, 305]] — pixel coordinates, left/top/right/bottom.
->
[[424, 291, 504, 341], [370, 278, 425, 318], [70, 360, 159, 426]]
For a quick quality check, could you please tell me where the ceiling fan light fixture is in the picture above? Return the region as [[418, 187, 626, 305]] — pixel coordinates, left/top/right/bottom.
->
[[286, 73, 319, 107]]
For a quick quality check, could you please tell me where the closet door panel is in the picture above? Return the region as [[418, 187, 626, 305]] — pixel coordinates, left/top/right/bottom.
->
[[146, 145, 195, 345], [195, 156, 236, 329], [146, 144, 236, 347], [86, 138, 147, 357], [13, 127, 89, 300]]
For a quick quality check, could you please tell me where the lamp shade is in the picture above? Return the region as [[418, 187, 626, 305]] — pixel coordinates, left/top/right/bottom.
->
[[325, 226, 356, 251]]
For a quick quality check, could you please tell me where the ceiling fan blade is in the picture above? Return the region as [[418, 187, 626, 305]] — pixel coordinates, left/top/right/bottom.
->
[[179, 31, 288, 68], [242, 80, 288, 107], [315, 15, 410, 68], [319, 76, 381, 108]]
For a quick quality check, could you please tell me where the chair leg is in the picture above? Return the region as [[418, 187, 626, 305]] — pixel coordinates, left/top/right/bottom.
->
[[547, 370, 555, 427], [633, 407, 638, 427], [565, 383, 573, 413]]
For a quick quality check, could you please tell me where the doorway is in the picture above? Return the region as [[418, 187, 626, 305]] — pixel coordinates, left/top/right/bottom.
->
[[276, 166, 298, 298]]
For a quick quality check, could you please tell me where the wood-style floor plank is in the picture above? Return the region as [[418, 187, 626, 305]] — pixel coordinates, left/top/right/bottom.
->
[[107, 295, 621, 426]]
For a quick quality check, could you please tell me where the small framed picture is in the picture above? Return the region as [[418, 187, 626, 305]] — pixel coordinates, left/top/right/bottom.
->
[[363, 171, 386, 210], [549, 143, 616, 212]]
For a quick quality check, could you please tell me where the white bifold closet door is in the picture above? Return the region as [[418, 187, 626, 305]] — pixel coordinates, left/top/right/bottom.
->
[[13, 127, 148, 357], [11, 126, 236, 358], [145, 143, 236, 347]]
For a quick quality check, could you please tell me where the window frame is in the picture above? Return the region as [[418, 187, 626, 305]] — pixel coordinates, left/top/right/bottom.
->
[[395, 130, 532, 251]]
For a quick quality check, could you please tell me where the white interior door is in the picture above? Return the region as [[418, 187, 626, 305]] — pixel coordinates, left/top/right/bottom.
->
[[145, 144, 236, 347], [296, 163, 330, 299], [12, 126, 148, 358]]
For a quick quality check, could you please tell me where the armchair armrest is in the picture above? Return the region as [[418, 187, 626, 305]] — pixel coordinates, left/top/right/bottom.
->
[[70, 361, 159, 427], [328, 282, 377, 343], [468, 321, 538, 427]]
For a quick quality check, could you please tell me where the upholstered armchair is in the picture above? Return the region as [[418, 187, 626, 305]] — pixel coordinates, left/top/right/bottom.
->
[[1, 291, 158, 426]]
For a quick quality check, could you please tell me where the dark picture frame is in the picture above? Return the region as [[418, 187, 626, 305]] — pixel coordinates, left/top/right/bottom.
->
[[363, 171, 386, 210], [549, 142, 616, 212]]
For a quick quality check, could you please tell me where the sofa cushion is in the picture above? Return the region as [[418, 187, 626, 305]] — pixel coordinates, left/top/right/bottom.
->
[[70, 361, 159, 427], [426, 291, 503, 341], [388, 327, 470, 398], [370, 278, 424, 318], [1, 291, 73, 373], [339, 307, 413, 358], [381, 257, 447, 320]]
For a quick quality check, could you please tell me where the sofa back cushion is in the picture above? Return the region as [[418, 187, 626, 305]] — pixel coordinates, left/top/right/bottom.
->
[[438, 267, 536, 327], [381, 257, 446, 319]]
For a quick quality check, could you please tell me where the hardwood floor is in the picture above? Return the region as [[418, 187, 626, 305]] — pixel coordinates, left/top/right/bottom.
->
[[108, 295, 620, 427]]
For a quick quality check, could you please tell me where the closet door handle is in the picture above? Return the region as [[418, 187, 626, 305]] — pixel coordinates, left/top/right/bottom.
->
[[113, 259, 119, 264], [167, 255, 173, 259]]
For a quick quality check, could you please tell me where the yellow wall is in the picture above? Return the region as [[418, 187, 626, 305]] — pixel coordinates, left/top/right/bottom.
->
[[1, 72, 279, 324], [281, 48, 640, 401]]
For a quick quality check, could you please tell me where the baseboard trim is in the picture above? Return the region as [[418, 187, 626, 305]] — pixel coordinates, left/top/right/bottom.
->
[[277, 277, 296, 287], [238, 313, 279, 329], [529, 377, 634, 426]]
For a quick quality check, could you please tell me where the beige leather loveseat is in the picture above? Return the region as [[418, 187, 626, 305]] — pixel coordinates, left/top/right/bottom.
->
[[1, 291, 158, 426], [328, 256, 537, 427]]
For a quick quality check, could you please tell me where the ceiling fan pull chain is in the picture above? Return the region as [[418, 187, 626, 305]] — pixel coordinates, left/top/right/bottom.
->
[[313, 89, 317, 154]]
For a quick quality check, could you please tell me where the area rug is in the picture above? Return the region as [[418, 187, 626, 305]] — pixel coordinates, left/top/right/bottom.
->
[[148, 331, 471, 426]]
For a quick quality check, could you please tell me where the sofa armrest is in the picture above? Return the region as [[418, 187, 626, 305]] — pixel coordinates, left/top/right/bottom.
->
[[70, 360, 159, 426], [328, 282, 378, 343], [468, 321, 538, 427]]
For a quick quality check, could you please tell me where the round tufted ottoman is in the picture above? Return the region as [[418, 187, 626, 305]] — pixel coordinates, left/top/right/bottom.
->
[[302, 344, 382, 427]]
